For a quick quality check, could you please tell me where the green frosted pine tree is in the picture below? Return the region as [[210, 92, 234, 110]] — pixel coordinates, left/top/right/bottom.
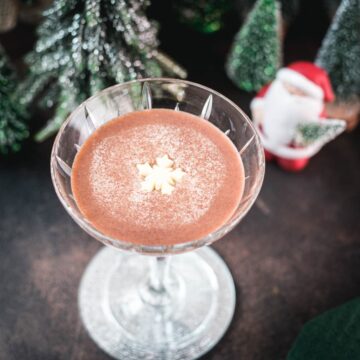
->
[[238, 0, 299, 23], [20, 0, 186, 141], [316, 0, 360, 101], [226, 0, 281, 92], [0, 47, 28, 154]]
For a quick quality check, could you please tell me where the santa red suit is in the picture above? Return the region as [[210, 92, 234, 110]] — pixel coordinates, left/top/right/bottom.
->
[[251, 62, 336, 171]]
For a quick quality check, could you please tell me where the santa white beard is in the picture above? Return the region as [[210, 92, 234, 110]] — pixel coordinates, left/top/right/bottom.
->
[[262, 79, 324, 146]]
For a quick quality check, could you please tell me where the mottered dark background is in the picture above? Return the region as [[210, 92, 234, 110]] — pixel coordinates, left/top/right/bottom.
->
[[1, 1, 360, 359]]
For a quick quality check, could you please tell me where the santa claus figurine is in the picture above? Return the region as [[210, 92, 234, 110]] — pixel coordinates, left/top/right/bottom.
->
[[251, 61, 346, 172]]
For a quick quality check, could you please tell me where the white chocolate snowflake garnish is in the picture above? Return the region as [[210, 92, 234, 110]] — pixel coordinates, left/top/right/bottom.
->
[[136, 155, 186, 195]]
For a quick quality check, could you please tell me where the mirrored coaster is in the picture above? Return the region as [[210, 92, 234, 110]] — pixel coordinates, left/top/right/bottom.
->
[[79, 246, 235, 360]]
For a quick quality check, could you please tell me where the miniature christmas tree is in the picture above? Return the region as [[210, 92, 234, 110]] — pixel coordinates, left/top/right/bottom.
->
[[226, 0, 281, 92], [295, 120, 345, 147], [20, 0, 186, 141], [0, 47, 28, 154], [238, 0, 299, 23], [316, 0, 360, 102]]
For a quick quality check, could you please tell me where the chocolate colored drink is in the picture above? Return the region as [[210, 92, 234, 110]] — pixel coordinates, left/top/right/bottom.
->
[[71, 109, 245, 245]]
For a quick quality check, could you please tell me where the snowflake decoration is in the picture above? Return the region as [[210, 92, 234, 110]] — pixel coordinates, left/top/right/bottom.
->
[[136, 155, 186, 195]]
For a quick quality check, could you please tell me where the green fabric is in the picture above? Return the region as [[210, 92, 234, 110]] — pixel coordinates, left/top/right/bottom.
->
[[287, 298, 360, 360]]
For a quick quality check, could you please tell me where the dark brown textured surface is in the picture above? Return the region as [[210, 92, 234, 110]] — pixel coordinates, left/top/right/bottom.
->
[[1, 121, 360, 360], [1, 4, 360, 359]]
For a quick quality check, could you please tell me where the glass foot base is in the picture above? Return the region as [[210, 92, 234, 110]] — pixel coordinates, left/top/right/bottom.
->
[[79, 246, 235, 360]]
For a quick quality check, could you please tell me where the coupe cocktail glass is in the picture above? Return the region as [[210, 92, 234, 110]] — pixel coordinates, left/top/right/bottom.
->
[[51, 79, 265, 359]]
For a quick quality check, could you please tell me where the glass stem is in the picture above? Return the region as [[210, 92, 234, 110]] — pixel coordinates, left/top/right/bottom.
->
[[141, 256, 171, 306], [149, 256, 170, 293]]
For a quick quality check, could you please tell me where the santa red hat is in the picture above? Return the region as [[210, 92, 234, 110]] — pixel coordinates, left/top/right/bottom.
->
[[277, 62, 335, 102]]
